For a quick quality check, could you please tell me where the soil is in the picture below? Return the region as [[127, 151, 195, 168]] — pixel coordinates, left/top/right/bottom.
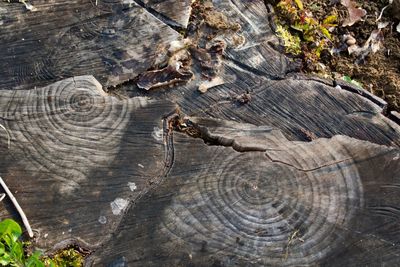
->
[[272, 0, 400, 112]]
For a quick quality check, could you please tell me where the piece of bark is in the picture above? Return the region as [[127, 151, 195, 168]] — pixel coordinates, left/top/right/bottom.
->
[[198, 77, 225, 93], [137, 65, 194, 91]]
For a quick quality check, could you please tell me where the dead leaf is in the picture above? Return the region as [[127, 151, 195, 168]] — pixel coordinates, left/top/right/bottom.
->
[[368, 30, 384, 53], [341, 0, 367, 27], [377, 21, 390, 29], [347, 29, 384, 65]]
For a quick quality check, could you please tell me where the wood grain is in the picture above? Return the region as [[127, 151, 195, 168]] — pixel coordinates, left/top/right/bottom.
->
[[0, 0, 400, 266], [139, 61, 400, 147], [142, 0, 192, 28], [0, 0, 181, 90], [0, 76, 176, 249], [204, 0, 299, 78], [88, 118, 400, 266]]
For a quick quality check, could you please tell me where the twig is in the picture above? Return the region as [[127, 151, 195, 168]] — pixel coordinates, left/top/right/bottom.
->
[[0, 176, 33, 238], [284, 229, 299, 260], [19, 0, 37, 11], [0, 123, 11, 149], [376, 0, 393, 22]]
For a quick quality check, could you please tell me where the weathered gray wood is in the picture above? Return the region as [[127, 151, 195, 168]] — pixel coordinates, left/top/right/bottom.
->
[[142, 0, 192, 28], [87, 117, 400, 266], [390, 111, 400, 124], [0, 76, 176, 249], [0, 0, 400, 266], [0, 0, 181, 90], [131, 62, 400, 147]]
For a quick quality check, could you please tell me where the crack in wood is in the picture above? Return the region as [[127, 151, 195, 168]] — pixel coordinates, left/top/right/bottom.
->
[[175, 116, 359, 172], [0, 75, 182, 255], [145, 117, 368, 266], [132, 0, 187, 32], [224, 56, 286, 80], [162, 110, 179, 174]]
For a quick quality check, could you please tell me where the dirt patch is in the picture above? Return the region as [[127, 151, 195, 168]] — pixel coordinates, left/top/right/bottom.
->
[[329, 0, 400, 112], [272, 0, 400, 112]]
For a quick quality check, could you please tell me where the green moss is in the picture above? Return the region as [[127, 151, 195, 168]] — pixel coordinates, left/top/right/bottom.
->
[[275, 0, 337, 63], [44, 248, 84, 267], [276, 24, 302, 55]]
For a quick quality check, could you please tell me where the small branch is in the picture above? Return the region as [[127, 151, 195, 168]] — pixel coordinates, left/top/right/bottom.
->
[[0, 176, 33, 238], [376, 0, 393, 22], [19, 0, 37, 11]]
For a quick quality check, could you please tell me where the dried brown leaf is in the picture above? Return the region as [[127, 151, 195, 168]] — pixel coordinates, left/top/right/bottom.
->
[[341, 0, 367, 27]]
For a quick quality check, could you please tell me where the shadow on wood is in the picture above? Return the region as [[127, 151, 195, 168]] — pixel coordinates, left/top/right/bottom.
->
[[88, 117, 400, 266], [0, 76, 176, 250]]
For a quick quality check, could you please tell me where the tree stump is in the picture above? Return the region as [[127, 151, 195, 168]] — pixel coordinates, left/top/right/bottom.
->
[[0, 0, 399, 266]]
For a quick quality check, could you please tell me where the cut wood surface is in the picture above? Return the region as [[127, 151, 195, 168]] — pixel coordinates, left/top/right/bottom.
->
[[88, 118, 400, 266], [0, 0, 181, 90], [142, 0, 192, 28], [0, 76, 176, 249], [0, 0, 400, 266]]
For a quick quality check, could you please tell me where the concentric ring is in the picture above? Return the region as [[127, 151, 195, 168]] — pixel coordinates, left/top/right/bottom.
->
[[3, 76, 131, 193], [161, 142, 363, 265]]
